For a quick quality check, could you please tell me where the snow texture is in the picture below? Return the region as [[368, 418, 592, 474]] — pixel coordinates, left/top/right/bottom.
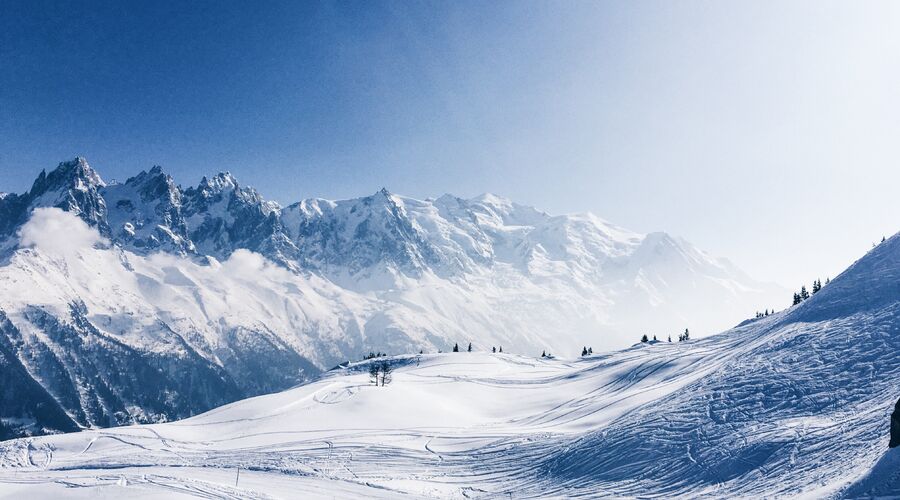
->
[[0, 232, 898, 498]]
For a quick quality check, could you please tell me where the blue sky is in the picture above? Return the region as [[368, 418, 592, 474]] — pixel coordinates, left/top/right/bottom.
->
[[1, 0, 899, 287]]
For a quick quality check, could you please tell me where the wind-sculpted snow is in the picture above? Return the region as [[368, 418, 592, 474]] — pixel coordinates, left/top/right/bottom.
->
[[1, 232, 896, 497]]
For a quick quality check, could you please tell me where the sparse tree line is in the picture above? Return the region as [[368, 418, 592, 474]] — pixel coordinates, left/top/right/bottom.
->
[[792, 278, 829, 306], [364, 325, 700, 384], [640, 328, 689, 344], [754, 309, 776, 319]]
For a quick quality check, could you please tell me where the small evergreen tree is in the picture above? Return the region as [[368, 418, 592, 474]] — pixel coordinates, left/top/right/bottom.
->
[[812, 279, 821, 294], [800, 286, 810, 300], [453, 343, 459, 352], [492, 346, 496, 353], [793, 292, 801, 305], [668, 335, 672, 342], [581, 346, 588, 356], [499, 346, 503, 353], [641, 334, 649, 343], [683, 328, 690, 341], [467, 342, 473, 352], [541, 350, 546, 357]]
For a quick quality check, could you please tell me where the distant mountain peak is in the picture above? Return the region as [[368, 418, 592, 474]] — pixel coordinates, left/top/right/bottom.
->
[[30, 157, 106, 196], [197, 171, 239, 193]]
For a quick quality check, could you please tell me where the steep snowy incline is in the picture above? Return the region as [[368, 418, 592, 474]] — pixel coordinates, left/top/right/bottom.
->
[[1, 233, 897, 498]]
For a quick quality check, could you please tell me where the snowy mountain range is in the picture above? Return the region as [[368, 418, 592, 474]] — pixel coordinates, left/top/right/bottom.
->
[[0, 231, 897, 498], [0, 158, 784, 438]]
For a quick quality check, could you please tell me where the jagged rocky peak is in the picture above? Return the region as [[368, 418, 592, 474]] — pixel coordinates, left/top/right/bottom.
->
[[101, 165, 194, 255], [126, 165, 181, 203], [357, 187, 401, 213], [198, 171, 239, 194], [185, 171, 276, 214], [30, 157, 107, 195], [25, 157, 109, 234], [179, 170, 295, 262], [280, 188, 444, 277]]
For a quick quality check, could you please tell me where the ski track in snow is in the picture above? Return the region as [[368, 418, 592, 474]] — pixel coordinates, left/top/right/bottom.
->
[[1, 232, 899, 499], [2, 301, 898, 499]]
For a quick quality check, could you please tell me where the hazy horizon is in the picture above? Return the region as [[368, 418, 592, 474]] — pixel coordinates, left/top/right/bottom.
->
[[2, 1, 898, 288]]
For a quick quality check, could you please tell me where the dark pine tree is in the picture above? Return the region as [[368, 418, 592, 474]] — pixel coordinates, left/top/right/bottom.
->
[[541, 350, 546, 357], [800, 285, 810, 300], [581, 346, 588, 356], [453, 343, 459, 353], [641, 334, 649, 343], [467, 342, 473, 352], [492, 346, 496, 353], [380, 361, 393, 386]]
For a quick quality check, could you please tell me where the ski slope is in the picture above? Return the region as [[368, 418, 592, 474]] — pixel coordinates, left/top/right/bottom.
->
[[0, 345, 757, 499], [1, 299, 898, 499], [0, 233, 896, 498]]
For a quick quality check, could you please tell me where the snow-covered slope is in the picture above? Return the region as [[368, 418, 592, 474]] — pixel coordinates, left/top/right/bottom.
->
[[0, 233, 897, 498], [0, 158, 784, 438]]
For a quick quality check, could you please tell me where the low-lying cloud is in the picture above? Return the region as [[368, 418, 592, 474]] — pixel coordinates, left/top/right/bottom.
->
[[18, 207, 104, 256]]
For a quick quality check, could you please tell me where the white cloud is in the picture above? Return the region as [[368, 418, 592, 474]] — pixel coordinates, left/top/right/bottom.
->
[[18, 207, 104, 256]]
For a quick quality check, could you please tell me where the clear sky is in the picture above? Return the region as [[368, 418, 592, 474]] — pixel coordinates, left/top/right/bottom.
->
[[1, 0, 898, 288]]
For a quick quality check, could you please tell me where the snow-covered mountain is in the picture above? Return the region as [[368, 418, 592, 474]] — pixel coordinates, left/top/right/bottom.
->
[[0, 232, 897, 498], [0, 158, 784, 438]]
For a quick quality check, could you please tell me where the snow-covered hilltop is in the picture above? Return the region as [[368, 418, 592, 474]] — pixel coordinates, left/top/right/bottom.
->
[[0, 158, 783, 438], [0, 232, 898, 498]]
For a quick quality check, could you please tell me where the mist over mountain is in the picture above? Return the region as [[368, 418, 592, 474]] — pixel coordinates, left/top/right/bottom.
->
[[0, 158, 784, 438]]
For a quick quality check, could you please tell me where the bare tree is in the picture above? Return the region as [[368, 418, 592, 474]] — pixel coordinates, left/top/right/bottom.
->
[[369, 360, 394, 386], [380, 361, 393, 386]]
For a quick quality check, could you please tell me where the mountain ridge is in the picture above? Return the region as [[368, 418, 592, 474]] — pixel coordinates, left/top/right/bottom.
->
[[0, 158, 785, 439]]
